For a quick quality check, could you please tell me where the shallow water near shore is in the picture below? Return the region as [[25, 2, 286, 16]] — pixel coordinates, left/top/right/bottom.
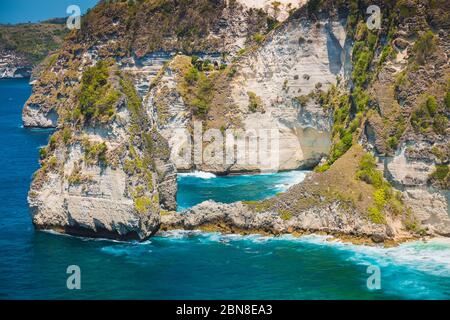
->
[[177, 170, 307, 211], [1, 79, 450, 299]]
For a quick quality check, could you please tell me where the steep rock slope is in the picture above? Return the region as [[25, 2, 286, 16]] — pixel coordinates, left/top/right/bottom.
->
[[23, 0, 335, 173], [21, 0, 273, 127], [162, 146, 406, 243], [22, 0, 281, 238], [356, 0, 450, 236], [163, 0, 449, 242], [146, 5, 350, 173]]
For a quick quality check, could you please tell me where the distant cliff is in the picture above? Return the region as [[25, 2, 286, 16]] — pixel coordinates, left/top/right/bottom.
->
[[0, 21, 68, 79]]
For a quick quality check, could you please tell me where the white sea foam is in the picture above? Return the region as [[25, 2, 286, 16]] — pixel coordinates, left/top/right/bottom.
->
[[274, 171, 308, 192], [44, 222, 450, 279], [178, 171, 217, 179], [92, 228, 450, 298], [41, 229, 136, 244], [158, 231, 450, 278], [245, 234, 450, 277]]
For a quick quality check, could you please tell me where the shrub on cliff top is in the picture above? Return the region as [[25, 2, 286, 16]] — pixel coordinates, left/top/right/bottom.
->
[[411, 95, 447, 135]]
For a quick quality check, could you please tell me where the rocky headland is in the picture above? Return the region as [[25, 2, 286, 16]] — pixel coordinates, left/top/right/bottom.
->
[[21, 0, 449, 243]]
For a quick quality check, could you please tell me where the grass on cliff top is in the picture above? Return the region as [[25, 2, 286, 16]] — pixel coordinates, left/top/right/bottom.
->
[[0, 22, 68, 63], [247, 145, 397, 225]]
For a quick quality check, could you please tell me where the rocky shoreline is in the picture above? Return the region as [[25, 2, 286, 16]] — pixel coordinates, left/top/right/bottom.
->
[[160, 200, 418, 245], [0, 53, 31, 79]]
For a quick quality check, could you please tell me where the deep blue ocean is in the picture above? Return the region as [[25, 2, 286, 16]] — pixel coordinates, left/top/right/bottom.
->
[[1, 78, 450, 299]]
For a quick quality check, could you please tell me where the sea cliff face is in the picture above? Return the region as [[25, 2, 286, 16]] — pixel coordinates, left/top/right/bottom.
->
[[357, 1, 450, 237], [22, 0, 449, 242], [147, 9, 349, 173]]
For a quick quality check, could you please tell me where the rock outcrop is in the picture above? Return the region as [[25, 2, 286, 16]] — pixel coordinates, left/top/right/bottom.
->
[[146, 7, 351, 173], [358, 1, 450, 237], [0, 52, 32, 78], [22, 1, 338, 173], [161, 200, 392, 243], [162, 145, 415, 243], [28, 61, 176, 240]]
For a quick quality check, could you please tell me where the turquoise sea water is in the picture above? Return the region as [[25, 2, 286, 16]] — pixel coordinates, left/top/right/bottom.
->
[[177, 171, 308, 211], [1, 79, 450, 300]]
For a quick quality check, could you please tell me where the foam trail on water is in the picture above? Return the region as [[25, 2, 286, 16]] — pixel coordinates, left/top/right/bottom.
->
[[178, 171, 217, 179]]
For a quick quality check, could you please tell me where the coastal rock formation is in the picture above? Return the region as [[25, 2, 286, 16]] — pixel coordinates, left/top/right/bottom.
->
[[22, 0, 449, 242], [0, 52, 32, 78], [403, 188, 450, 237], [22, 1, 338, 173], [162, 145, 414, 243], [359, 1, 450, 237], [146, 8, 350, 173], [21, 0, 273, 128], [28, 61, 176, 240]]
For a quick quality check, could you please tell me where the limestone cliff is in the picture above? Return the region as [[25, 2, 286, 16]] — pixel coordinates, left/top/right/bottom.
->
[[0, 52, 32, 78], [22, 0, 449, 242], [356, 0, 450, 236], [161, 146, 409, 243], [145, 5, 351, 172]]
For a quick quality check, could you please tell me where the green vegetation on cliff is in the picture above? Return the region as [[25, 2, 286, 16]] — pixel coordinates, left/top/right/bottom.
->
[[82, 139, 108, 166], [411, 95, 448, 135], [172, 55, 240, 129], [429, 164, 450, 189], [412, 30, 437, 65], [78, 0, 270, 57]]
